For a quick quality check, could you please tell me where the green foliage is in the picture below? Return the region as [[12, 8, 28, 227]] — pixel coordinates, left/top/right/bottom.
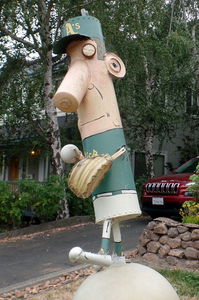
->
[[66, 189, 94, 219], [0, 177, 64, 228], [135, 175, 148, 200], [179, 201, 199, 225], [188, 163, 199, 202], [177, 135, 199, 164], [18, 176, 64, 222], [179, 165, 199, 224], [182, 215, 199, 225], [159, 269, 199, 297], [0, 176, 94, 230], [0, 182, 13, 226]]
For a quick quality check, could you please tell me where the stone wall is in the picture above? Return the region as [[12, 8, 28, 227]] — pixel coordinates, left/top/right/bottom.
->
[[137, 217, 199, 269]]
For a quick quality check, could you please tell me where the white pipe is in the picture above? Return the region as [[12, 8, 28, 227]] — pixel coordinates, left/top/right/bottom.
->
[[112, 222, 121, 243], [69, 247, 126, 267]]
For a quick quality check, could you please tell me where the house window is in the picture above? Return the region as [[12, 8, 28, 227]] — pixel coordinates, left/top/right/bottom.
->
[[8, 157, 19, 181], [134, 152, 165, 179], [186, 88, 199, 114]]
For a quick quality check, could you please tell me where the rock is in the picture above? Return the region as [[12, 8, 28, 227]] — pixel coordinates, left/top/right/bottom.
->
[[184, 247, 199, 260], [159, 235, 169, 245], [167, 237, 181, 249], [138, 245, 147, 256], [191, 229, 199, 240], [143, 230, 159, 241], [154, 218, 180, 227], [168, 227, 178, 238], [184, 260, 199, 269], [177, 225, 188, 233], [147, 221, 157, 230], [181, 240, 193, 249], [147, 241, 161, 253], [180, 232, 191, 241], [192, 240, 199, 250], [168, 249, 184, 258], [184, 223, 199, 229], [143, 253, 159, 263], [150, 232, 160, 241], [158, 245, 170, 258], [139, 235, 150, 247], [166, 256, 179, 266], [153, 224, 168, 235]]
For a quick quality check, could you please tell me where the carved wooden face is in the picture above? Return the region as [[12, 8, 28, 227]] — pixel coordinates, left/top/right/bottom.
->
[[53, 38, 126, 139], [66, 39, 126, 79]]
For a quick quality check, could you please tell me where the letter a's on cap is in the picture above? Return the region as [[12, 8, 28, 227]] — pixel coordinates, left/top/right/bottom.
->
[[53, 15, 104, 54]]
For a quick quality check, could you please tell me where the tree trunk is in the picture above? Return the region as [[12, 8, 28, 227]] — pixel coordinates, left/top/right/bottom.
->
[[43, 51, 64, 175], [192, 24, 199, 106], [43, 50, 70, 219], [144, 128, 155, 178], [142, 53, 155, 178], [37, 0, 70, 219]]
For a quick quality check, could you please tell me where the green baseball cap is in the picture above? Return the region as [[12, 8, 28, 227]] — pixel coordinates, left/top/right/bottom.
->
[[53, 15, 104, 54]]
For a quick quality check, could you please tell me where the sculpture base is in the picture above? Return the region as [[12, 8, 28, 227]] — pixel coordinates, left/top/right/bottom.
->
[[73, 263, 179, 300]]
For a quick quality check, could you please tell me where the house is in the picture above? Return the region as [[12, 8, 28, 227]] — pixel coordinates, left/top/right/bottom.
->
[[0, 90, 198, 183]]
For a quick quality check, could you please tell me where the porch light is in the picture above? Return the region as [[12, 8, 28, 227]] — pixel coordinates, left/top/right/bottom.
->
[[30, 150, 36, 156]]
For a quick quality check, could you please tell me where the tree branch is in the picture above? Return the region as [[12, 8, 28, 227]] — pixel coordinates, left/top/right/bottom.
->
[[20, 2, 41, 53], [0, 25, 41, 52], [167, 0, 175, 41]]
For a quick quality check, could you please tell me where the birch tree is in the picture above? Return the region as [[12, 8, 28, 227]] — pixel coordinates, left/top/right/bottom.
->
[[105, 0, 195, 178], [0, 0, 71, 218]]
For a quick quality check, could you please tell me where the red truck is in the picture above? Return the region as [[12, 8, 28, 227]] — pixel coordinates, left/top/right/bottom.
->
[[141, 156, 199, 219]]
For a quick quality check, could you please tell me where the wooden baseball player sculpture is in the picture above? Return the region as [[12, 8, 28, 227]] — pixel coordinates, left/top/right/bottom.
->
[[53, 11, 141, 266]]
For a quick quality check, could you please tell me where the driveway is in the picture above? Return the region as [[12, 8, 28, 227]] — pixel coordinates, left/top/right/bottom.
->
[[0, 216, 150, 291]]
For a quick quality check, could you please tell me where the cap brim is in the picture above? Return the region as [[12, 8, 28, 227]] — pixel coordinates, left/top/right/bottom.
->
[[53, 34, 90, 54]]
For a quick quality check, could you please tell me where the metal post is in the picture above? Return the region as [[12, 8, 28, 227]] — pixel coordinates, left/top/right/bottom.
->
[[100, 219, 112, 254], [112, 222, 122, 256]]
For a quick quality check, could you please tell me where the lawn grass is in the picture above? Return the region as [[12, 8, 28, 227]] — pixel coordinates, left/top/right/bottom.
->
[[159, 269, 199, 298]]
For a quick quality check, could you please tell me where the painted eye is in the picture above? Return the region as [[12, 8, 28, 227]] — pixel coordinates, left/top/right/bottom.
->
[[82, 44, 96, 57], [110, 58, 121, 72]]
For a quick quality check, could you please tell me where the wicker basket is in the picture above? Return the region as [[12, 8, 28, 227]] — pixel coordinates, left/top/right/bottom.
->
[[68, 147, 126, 199]]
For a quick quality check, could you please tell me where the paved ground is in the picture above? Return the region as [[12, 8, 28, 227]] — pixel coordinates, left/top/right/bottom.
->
[[0, 216, 150, 292]]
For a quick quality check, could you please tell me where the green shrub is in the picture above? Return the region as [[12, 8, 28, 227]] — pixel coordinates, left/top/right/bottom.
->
[[179, 201, 199, 224], [66, 188, 94, 218], [179, 163, 199, 224], [182, 215, 199, 224], [135, 175, 148, 200], [188, 162, 199, 201], [0, 181, 14, 227], [0, 176, 94, 230], [18, 176, 64, 222]]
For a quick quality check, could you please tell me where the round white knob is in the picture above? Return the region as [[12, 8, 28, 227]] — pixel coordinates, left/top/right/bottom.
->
[[69, 247, 83, 262], [60, 144, 80, 163]]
